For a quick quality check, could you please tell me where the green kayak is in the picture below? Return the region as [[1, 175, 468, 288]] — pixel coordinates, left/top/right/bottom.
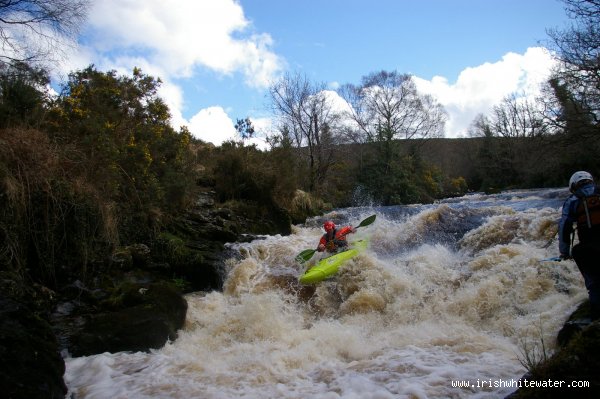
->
[[298, 239, 368, 284]]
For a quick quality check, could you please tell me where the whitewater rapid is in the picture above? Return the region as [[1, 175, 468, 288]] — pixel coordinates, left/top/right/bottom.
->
[[65, 188, 587, 398]]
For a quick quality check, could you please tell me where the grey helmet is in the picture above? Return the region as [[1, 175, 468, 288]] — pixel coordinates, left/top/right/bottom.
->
[[569, 171, 593, 192]]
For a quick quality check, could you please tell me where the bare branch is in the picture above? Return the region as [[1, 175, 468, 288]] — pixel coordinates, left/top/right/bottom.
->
[[0, 0, 90, 67], [339, 70, 447, 143], [269, 72, 345, 191], [546, 0, 600, 120]]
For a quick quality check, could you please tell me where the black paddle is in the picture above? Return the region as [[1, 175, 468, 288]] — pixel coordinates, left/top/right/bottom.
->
[[539, 256, 562, 262], [295, 214, 376, 263]]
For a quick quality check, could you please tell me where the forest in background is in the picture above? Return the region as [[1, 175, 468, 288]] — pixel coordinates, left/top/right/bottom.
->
[[0, 0, 599, 292]]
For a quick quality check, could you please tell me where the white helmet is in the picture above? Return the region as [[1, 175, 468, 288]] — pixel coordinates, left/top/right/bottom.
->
[[569, 171, 593, 192]]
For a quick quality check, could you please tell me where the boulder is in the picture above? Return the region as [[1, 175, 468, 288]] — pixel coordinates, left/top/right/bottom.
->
[[557, 300, 594, 347], [68, 282, 187, 357], [0, 294, 67, 399]]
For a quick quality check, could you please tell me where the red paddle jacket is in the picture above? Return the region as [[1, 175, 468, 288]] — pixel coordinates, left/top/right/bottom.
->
[[318, 226, 354, 253]]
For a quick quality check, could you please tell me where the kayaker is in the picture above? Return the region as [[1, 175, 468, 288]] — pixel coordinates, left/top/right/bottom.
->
[[317, 221, 356, 253], [559, 171, 600, 320]]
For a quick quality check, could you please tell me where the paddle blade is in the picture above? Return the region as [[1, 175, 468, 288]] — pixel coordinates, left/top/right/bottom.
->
[[356, 214, 376, 228], [295, 248, 317, 263]]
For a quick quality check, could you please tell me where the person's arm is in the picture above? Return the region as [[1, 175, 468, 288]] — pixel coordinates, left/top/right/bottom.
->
[[558, 198, 574, 258], [337, 226, 356, 237], [317, 236, 326, 252]]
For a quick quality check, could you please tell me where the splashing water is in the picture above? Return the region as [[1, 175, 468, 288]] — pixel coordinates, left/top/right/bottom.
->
[[65, 189, 586, 398]]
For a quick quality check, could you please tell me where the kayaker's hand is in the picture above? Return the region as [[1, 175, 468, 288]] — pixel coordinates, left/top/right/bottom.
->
[[350, 227, 357, 233], [318, 244, 325, 252]]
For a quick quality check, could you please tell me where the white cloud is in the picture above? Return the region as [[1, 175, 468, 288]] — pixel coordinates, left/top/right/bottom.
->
[[251, 117, 274, 135], [322, 90, 353, 115], [157, 81, 186, 130], [188, 106, 237, 146], [413, 47, 556, 138], [181, 111, 271, 150], [84, 0, 282, 86]]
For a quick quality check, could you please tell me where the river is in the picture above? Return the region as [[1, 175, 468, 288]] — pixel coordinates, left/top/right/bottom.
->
[[64, 188, 587, 398]]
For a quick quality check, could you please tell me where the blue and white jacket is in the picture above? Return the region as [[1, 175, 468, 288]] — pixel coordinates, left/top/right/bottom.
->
[[558, 182, 600, 256]]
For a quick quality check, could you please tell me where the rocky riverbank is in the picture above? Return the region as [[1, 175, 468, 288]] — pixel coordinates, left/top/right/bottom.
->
[[505, 301, 599, 397], [0, 191, 292, 399]]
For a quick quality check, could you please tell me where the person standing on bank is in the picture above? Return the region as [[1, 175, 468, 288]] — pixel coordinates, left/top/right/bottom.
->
[[559, 171, 600, 320]]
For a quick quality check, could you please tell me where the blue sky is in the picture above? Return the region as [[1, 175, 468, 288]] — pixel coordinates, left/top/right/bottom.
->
[[56, 0, 572, 146]]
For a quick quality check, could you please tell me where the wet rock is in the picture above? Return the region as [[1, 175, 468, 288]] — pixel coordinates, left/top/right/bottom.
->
[[196, 190, 216, 207], [152, 232, 225, 291], [0, 294, 67, 399], [68, 282, 187, 356], [557, 301, 594, 347]]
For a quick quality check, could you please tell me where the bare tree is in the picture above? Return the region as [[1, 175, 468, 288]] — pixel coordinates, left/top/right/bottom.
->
[[489, 94, 552, 138], [339, 70, 447, 144], [269, 72, 344, 192], [546, 0, 600, 123], [0, 0, 90, 66], [468, 113, 494, 137]]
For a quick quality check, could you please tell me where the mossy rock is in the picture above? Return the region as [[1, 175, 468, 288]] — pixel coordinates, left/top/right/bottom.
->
[[153, 232, 223, 291]]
